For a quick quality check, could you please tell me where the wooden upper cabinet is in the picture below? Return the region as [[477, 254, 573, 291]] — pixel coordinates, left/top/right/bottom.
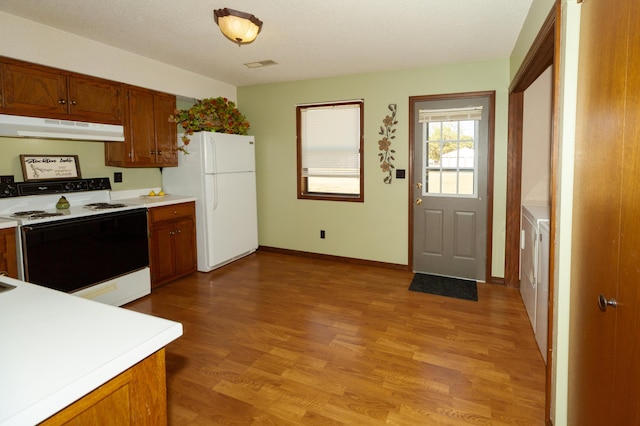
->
[[129, 87, 156, 165], [104, 86, 177, 168], [0, 58, 122, 124], [1, 61, 67, 115], [67, 75, 122, 123], [154, 92, 178, 166]]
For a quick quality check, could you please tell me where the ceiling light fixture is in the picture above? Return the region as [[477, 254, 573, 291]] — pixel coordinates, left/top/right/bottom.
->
[[214, 8, 263, 46]]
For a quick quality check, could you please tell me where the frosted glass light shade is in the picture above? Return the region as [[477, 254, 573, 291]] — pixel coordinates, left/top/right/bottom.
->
[[214, 8, 263, 46]]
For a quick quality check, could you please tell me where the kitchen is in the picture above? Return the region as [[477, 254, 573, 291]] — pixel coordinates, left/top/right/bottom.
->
[[0, 49, 259, 425], [0, 1, 574, 424]]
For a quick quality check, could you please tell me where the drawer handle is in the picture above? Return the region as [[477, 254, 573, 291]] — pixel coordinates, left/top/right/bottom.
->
[[0, 271, 8, 276]]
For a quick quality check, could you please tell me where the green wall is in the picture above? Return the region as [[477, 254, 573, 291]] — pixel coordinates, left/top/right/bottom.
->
[[238, 58, 510, 275], [0, 137, 161, 190]]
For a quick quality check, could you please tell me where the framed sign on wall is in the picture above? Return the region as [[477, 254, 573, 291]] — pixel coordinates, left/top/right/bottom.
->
[[20, 155, 82, 181]]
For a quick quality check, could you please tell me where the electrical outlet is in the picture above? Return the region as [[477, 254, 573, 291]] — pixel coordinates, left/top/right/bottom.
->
[[320, 230, 325, 239], [114, 172, 123, 183], [0, 175, 14, 184]]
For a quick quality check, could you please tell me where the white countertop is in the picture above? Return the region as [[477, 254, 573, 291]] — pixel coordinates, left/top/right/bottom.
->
[[0, 218, 18, 230], [0, 276, 183, 426], [110, 188, 196, 208]]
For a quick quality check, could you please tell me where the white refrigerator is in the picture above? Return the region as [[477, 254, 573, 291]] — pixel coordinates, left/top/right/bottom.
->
[[162, 132, 258, 272]]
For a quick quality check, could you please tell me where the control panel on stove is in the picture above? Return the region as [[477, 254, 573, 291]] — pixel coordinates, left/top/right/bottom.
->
[[0, 182, 18, 198], [0, 177, 112, 197]]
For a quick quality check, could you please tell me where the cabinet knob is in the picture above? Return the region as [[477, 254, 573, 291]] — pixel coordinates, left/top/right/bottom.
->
[[70, 99, 77, 105], [58, 99, 67, 105]]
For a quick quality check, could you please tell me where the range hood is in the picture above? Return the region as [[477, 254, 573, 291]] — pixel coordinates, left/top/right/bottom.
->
[[0, 114, 124, 142]]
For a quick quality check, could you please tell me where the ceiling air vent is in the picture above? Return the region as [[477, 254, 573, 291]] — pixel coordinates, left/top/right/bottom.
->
[[244, 60, 278, 69]]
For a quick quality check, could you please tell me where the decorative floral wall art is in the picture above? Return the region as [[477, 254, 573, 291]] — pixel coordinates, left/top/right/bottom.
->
[[378, 103, 397, 184]]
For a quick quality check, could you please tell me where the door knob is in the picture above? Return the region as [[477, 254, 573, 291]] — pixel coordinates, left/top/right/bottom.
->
[[598, 294, 617, 312], [415, 198, 422, 205], [416, 182, 422, 189]]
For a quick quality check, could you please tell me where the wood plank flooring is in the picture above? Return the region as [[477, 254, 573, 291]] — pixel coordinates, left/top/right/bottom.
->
[[125, 251, 545, 425]]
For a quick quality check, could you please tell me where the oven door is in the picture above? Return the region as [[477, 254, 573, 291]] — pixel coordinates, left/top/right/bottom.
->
[[21, 209, 149, 293]]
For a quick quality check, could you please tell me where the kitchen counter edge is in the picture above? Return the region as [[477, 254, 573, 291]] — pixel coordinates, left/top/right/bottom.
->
[[0, 275, 183, 426]]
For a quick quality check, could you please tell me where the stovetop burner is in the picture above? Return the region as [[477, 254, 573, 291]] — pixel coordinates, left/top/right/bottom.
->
[[85, 203, 128, 210], [30, 212, 65, 219], [12, 210, 64, 219], [12, 210, 47, 217]]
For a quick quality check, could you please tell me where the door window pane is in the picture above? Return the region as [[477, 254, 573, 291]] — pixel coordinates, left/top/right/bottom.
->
[[421, 114, 479, 197]]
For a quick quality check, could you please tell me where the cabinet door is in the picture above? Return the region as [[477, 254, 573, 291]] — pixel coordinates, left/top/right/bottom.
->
[[149, 221, 176, 287], [68, 75, 123, 124], [1, 62, 67, 115], [128, 88, 156, 165], [154, 93, 178, 166], [174, 218, 197, 277], [0, 228, 18, 278]]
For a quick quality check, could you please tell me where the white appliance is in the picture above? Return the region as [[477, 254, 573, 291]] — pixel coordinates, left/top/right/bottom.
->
[[520, 204, 550, 362], [162, 132, 258, 272], [536, 219, 550, 363], [0, 179, 150, 307], [0, 114, 124, 141]]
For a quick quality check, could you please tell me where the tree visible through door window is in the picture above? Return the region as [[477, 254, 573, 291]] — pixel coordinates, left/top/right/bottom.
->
[[420, 107, 482, 197], [296, 101, 364, 202]]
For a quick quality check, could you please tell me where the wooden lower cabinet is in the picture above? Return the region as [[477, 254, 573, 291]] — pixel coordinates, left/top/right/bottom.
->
[[40, 349, 168, 426], [148, 202, 197, 288], [0, 227, 18, 278]]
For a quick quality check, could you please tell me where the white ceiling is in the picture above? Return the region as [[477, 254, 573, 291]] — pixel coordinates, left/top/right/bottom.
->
[[0, 0, 533, 87]]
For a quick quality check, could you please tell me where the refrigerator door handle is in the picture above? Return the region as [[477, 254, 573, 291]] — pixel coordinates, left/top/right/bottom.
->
[[203, 135, 217, 174], [212, 173, 219, 211]]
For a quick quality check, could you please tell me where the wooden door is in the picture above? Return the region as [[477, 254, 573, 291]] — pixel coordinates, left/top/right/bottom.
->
[[174, 217, 197, 277], [149, 220, 176, 288], [614, 0, 640, 421], [0, 61, 66, 115], [0, 227, 18, 278], [568, 0, 639, 422], [153, 92, 178, 166], [128, 88, 156, 165], [68, 75, 122, 124]]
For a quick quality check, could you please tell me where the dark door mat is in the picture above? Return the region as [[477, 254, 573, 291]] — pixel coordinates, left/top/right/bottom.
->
[[409, 273, 478, 301]]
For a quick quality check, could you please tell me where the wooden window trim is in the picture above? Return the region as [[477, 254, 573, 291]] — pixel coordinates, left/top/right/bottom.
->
[[296, 101, 364, 202]]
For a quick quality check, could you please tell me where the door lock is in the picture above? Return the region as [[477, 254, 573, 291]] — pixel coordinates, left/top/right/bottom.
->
[[415, 198, 422, 205], [416, 182, 422, 189], [598, 294, 618, 312]]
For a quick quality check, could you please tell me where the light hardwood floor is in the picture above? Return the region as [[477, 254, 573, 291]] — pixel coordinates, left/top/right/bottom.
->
[[126, 251, 546, 425]]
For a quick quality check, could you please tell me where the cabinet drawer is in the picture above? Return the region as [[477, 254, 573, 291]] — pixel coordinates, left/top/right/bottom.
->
[[148, 202, 194, 223]]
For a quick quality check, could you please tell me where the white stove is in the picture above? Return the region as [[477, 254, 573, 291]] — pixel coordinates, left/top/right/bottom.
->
[[0, 190, 144, 225], [0, 178, 151, 307]]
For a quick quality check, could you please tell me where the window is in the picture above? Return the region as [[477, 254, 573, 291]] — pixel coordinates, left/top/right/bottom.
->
[[296, 101, 364, 201], [420, 107, 482, 197]]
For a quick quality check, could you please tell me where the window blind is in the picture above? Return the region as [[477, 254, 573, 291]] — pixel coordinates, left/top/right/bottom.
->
[[419, 106, 483, 123], [300, 103, 361, 177]]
